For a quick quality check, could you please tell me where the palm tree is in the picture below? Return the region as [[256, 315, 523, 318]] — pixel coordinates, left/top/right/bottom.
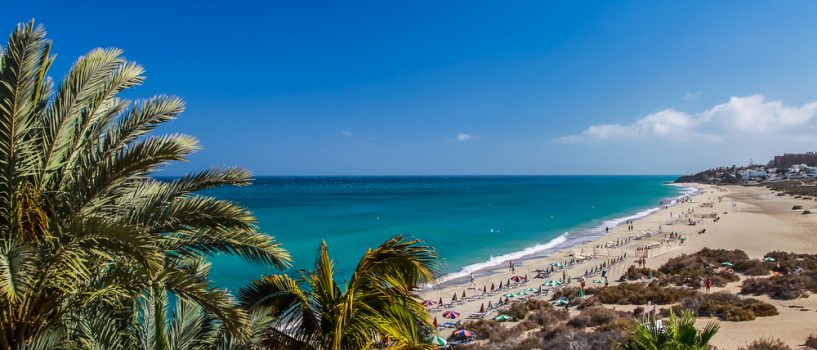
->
[[0, 21, 290, 349], [238, 235, 439, 350], [65, 259, 276, 350], [618, 310, 719, 350]]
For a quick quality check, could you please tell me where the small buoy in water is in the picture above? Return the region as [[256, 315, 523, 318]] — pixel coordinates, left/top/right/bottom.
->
[[376, 216, 380, 220]]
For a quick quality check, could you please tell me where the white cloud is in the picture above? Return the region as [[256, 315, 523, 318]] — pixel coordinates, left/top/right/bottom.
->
[[339, 130, 353, 137], [456, 133, 473, 142], [554, 95, 817, 144], [683, 91, 702, 101]]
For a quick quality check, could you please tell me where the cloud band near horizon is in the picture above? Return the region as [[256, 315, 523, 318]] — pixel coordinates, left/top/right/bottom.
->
[[554, 95, 817, 144]]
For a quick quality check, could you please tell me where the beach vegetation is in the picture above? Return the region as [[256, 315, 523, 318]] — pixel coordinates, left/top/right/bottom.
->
[[238, 235, 438, 350], [567, 306, 631, 329], [457, 304, 628, 350], [658, 248, 756, 287], [670, 292, 777, 321], [804, 334, 817, 349], [591, 283, 697, 305], [619, 266, 665, 282], [740, 272, 817, 299], [617, 310, 719, 350], [738, 338, 792, 350], [0, 21, 290, 349]]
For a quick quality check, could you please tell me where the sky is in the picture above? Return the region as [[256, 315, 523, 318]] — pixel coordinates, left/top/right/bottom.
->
[[5, 1, 817, 175]]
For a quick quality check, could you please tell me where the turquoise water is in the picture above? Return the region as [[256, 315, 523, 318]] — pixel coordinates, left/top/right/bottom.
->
[[201, 176, 685, 291]]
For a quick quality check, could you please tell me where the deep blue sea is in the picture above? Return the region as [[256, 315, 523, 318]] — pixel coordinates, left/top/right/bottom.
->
[[201, 176, 687, 291]]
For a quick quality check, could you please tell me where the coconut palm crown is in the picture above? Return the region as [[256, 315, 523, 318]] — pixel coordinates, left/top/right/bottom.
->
[[0, 21, 290, 349], [618, 310, 720, 350], [239, 235, 439, 350]]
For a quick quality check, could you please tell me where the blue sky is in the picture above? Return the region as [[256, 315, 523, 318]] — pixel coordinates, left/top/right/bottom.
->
[[6, 1, 817, 175]]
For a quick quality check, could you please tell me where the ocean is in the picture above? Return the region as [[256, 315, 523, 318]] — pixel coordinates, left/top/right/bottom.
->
[[201, 176, 689, 291]]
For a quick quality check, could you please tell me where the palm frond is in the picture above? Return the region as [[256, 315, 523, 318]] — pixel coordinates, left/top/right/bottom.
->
[[0, 239, 34, 301], [163, 270, 250, 343], [0, 20, 49, 224]]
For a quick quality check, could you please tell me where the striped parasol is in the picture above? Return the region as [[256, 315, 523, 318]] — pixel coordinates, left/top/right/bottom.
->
[[442, 310, 460, 319]]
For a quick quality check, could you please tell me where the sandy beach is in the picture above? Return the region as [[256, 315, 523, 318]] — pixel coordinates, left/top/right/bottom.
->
[[421, 184, 817, 349]]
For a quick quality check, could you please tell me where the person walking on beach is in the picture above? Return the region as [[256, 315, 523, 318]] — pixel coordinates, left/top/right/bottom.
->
[[469, 273, 475, 286], [705, 278, 712, 294]]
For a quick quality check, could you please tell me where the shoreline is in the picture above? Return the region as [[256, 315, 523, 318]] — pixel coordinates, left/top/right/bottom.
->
[[430, 182, 699, 287], [423, 183, 817, 348]]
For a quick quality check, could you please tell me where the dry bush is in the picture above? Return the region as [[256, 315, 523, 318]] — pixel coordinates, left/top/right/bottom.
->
[[465, 319, 514, 344], [567, 306, 631, 328], [619, 266, 663, 281], [592, 282, 696, 305], [805, 334, 817, 349], [671, 292, 776, 321], [738, 338, 792, 350], [736, 259, 771, 276], [741, 273, 817, 299], [764, 251, 817, 273], [540, 324, 625, 350], [527, 304, 569, 327], [659, 248, 747, 287]]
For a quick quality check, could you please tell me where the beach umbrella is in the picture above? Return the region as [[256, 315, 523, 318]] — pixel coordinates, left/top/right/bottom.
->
[[453, 330, 475, 337], [553, 297, 569, 305], [442, 310, 460, 319], [551, 261, 564, 268], [494, 315, 512, 322], [518, 291, 529, 296], [491, 283, 495, 291], [504, 297, 510, 304], [721, 262, 735, 267], [427, 335, 447, 346], [438, 297, 443, 305], [452, 293, 457, 302], [462, 290, 466, 299], [507, 278, 511, 286], [592, 279, 604, 284], [502, 292, 516, 298], [679, 237, 688, 241], [487, 301, 494, 309], [483, 285, 487, 293], [538, 285, 543, 293], [544, 280, 562, 287], [525, 273, 528, 281], [510, 276, 524, 283], [764, 257, 776, 262], [498, 297, 503, 305], [498, 281, 503, 289], [479, 303, 485, 313], [432, 316, 438, 328], [421, 300, 435, 307]]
